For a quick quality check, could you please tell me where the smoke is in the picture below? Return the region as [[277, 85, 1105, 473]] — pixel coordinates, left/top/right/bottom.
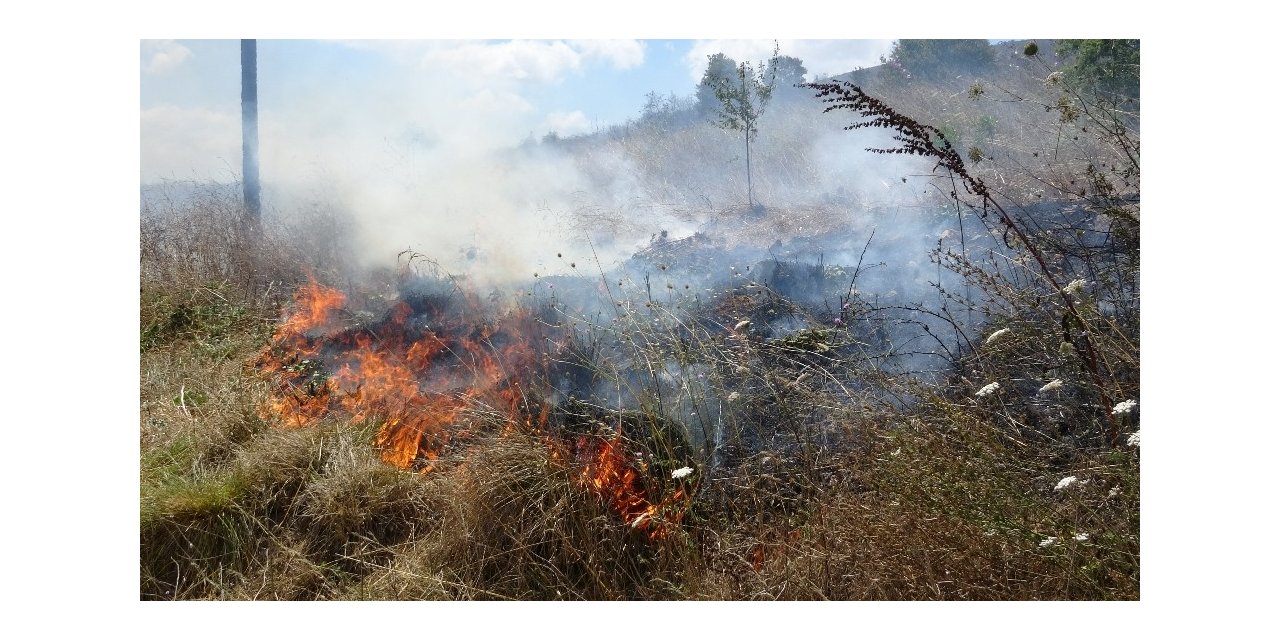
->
[[141, 39, 980, 329], [682, 39, 895, 83]]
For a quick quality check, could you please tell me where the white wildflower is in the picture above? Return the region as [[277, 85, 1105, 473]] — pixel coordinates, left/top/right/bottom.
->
[[1062, 278, 1087, 295], [1054, 475, 1078, 492], [1126, 430, 1140, 447], [985, 328, 1012, 345], [1038, 379, 1064, 394], [1112, 399, 1137, 416], [1107, 486, 1120, 498], [1039, 537, 1058, 548], [671, 466, 693, 480], [1073, 532, 1089, 542], [975, 381, 1000, 397]]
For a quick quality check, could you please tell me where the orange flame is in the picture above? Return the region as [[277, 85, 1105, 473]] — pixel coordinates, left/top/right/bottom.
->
[[257, 278, 690, 537], [573, 429, 692, 540]]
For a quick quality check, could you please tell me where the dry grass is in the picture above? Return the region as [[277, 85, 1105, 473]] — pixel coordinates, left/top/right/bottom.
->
[[140, 332, 1139, 600], [140, 49, 1138, 601]]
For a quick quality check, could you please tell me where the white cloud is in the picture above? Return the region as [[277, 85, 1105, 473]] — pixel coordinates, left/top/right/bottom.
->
[[422, 40, 582, 83], [141, 40, 192, 75], [342, 39, 646, 84], [683, 39, 895, 83], [569, 39, 645, 70]]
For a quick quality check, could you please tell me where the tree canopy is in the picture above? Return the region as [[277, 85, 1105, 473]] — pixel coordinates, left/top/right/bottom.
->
[[767, 55, 809, 101], [888, 39, 995, 80], [697, 53, 740, 116]]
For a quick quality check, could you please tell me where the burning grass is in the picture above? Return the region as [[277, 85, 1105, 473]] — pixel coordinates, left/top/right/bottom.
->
[[141, 255, 1138, 600], [140, 59, 1138, 600]]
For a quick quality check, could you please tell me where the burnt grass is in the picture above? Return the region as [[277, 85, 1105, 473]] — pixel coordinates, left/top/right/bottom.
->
[[141, 56, 1138, 599], [140, 220, 1138, 600]]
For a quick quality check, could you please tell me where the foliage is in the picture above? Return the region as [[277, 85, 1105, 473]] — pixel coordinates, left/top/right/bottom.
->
[[976, 114, 997, 139], [708, 44, 780, 209], [767, 55, 809, 101], [1056, 39, 1139, 98], [638, 91, 699, 130], [696, 53, 740, 116], [801, 77, 1137, 449], [888, 39, 996, 80]]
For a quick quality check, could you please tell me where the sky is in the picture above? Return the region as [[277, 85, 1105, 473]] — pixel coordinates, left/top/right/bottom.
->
[[140, 39, 896, 183]]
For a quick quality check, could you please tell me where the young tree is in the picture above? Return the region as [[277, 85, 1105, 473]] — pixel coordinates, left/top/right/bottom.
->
[[709, 45, 779, 210]]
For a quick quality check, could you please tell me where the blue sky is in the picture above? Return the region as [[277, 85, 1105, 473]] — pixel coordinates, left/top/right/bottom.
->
[[140, 39, 895, 182]]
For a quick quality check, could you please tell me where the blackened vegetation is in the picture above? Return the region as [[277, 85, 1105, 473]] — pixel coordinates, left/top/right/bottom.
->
[[551, 398, 696, 488], [804, 81, 1124, 445]]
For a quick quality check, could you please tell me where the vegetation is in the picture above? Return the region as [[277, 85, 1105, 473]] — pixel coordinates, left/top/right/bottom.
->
[[1056, 39, 1140, 98], [141, 39, 1139, 600], [885, 39, 996, 80], [706, 44, 779, 211]]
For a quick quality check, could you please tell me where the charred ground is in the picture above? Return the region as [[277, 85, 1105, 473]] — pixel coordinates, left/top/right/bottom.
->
[[140, 41, 1139, 600]]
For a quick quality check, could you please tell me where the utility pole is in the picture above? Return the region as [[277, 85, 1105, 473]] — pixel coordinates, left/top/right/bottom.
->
[[241, 39, 260, 226]]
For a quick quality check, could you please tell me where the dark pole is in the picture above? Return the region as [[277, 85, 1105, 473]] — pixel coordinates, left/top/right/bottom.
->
[[742, 68, 753, 209], [241, 39, 260, 225]]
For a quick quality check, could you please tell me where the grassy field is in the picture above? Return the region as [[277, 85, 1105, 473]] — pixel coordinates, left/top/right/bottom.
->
[[140, 43, 1139, 600]]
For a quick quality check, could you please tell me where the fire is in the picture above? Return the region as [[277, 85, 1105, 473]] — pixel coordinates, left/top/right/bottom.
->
[[579, 434, 656, 529], [257, 277, 691, 538], [571, 426, 692, 539]]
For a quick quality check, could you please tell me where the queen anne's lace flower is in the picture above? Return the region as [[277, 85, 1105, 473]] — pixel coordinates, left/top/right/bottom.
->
[[1063, 279, 1087, 295], [975, 382, 1000, 397], [671, 466, 693, 480], [1055, 475, 1078, 492], [1039, 537, 1058, 548], [1113, 399, 1137, 415], [1074, 533, 1089, 542], [1127, 431, 1140, 447]]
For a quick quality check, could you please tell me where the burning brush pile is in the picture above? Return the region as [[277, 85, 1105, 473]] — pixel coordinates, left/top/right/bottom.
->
[[255, 272, 699, 539]]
